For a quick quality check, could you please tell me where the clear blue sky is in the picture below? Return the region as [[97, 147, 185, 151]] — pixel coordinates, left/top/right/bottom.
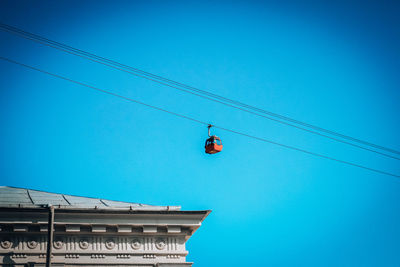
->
[[1, 0, 400, 266]]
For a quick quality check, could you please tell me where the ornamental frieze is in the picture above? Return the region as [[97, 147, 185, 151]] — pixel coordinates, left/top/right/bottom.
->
[[116, 254, 130, 259], [91, 254, 106, 259], [0, 235, 181, 253], [79, 239, 89, 250], [0, 240, 12, 249], [131, 239, 141, 250], [105, 239, 115, 250], [65, 254, 79, 258], [167, 254, 180, 259], [143, 254, 156, 259], [155, 238, 166, 250], [53, 239, 64, 249], [27, 240, 38, 249], [11, 254, 27, 258]]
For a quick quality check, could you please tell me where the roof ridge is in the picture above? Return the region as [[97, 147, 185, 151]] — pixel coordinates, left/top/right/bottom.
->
[[26, 189, 34, 204], [61, 194, 71, 205]]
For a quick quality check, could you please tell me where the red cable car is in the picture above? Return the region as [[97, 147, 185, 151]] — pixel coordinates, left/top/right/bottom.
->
[[205, 125, 223, 154]]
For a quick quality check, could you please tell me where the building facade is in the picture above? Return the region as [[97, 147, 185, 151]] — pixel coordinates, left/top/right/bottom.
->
[[0, 187, 210, 267]]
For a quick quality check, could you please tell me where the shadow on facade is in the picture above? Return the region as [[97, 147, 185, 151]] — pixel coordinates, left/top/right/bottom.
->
[[2, 253, 16, 266]]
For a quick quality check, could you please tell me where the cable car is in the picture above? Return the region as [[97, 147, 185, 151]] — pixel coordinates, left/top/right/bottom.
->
[[205, 125, 223, 154]]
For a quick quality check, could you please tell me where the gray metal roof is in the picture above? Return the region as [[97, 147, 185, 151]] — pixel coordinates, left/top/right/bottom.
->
[[0, 186, 180, 211]]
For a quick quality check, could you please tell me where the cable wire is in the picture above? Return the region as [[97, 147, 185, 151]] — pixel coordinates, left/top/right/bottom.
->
[[1, 56, 399, 179], [1, 22, 399, 158]]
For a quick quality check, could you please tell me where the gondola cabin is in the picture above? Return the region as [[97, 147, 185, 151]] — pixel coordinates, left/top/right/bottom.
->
[[205, 136, 223, 154]]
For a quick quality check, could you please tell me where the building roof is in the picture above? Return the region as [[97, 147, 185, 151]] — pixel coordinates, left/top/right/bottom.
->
[[0, 186, 180, 211]]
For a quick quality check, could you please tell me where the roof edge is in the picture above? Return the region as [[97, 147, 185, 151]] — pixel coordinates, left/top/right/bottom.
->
[[0, 206, 211, 215]]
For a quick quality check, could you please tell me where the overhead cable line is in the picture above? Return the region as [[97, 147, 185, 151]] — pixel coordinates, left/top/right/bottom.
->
[[1, 23, 399, 159], [1, 56, 399, 179]]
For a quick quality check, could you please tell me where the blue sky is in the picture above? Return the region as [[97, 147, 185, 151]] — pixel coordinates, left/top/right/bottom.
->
[[1, 0, 400, 266]]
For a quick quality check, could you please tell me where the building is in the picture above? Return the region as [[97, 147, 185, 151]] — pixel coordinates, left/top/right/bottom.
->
[[0, 186, 210, 267]]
